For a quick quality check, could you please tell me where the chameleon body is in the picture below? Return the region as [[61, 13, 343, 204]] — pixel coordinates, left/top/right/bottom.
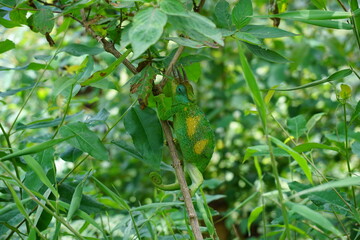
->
[[151, 85, 215, 195]]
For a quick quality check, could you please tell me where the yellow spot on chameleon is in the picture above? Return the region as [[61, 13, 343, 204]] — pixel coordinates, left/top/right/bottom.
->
[[194, 139, 209, 154], [186, 116, 200, 137]]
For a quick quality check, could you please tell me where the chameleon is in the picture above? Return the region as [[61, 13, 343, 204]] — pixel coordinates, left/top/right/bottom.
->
[[150, 84, 215, 195]]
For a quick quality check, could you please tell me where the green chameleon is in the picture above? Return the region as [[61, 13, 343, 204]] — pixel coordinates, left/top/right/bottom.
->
[[150, 84, 215, 195]]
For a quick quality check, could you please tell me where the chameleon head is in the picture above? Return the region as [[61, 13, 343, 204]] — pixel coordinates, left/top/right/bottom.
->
[[175, 85, 190, 104]]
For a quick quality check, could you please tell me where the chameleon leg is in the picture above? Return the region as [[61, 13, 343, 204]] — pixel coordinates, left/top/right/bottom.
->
[[149, 172, 180, 191], [186, 163, 204, 196]]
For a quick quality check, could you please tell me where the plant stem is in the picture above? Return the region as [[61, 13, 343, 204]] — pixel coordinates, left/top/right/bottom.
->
[[343, 103, 357, 208], [52, 84, 75, 139], [265, 131, 290, 239], [160, 120, 203, 240], [0, 161, 85, 239]]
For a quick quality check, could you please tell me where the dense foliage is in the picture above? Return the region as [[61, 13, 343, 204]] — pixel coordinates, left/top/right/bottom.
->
[[0, 0, 359, 239]]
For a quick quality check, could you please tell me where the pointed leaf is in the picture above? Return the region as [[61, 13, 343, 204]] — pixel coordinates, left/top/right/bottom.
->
[[245, 43, 289, 63], [232, 0, 253, 29], [247, 206, 264, 233], [160, 0, 188, 17], [270, 136, 313, 184], [286, 201, 342, 236], [129, 7, 167, 59], [0, 137, 73, 161], [81, 49, 132, 86], [214, 0, 232, 29], [241, 25, 297, 38], [287, 115, 307, 139], [0, 39, 15, 54], [23, 155, 59, 198], [59, 122, 108, 160], [124, 106, 163, 169]]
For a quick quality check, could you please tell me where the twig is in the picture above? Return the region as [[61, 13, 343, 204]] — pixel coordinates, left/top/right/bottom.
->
[[158, 46, 185, 90], [70, 14, 137, 74], [160, 121, 203, 240]]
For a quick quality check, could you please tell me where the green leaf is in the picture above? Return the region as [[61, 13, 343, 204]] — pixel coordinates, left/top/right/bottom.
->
[[237, 42, 267, 127], [129, 7, 167, 59], [264, 10, 352, 20], [233, 32, 262, 45], [270, 136, 313, 184], [31, 9, 55, 34], [132, 201, 184, 211], [91, 176, 130, 210], [9, 9, 27, 25], [112, 140, 144, 161], [23, 155, 59, 198], [0, 198, 31, 216], [60, 44, 104, 56], [241, 25, 297, 38], [124, 106, 163, 169], [0, 39, 15, 54], [214, 0, 232, 29], [247, 206, 264, 233], [272, 68, 353, 91], [183, 62, 201, 82], [16, 112, 82, 130], [58, 183, 108, 214], [81, 49, 132, 86], [0, 17, 21, 28], [245, 43, 289, 63], [293, 143, 339, 153], [311, 0, 327, 9], [295, 19, 353, 30], [0, 62, 53, 71], [59, 122, 109, 160], [232, 0, 253, 29], [67, 177, 86, 221], [293, 176, 360, 198], [285, 201, 342, 236], [0, 137, 73, 161], [352, 141, 360, 157], [60, 147, 83, 162], [23, 148, 55, 194], [288, 181, 345, 208], [168, 13, 224, 46], [243, 145, 289, 162], [306, 112, 325, 133], [350, 100, 360, 123], [58, 200, 104, 233], [0, 84, 34, 98], [166, 37, 205, 48], [287, 115, 307, 139], [160, 0, 188, 17]]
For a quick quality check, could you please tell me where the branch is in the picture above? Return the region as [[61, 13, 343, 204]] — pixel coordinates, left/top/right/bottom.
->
[[160, 121, 203, 240], [70, 13, 138, 74]]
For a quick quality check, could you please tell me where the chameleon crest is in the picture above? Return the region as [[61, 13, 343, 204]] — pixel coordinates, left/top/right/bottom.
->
[[150, 84, 215, 195]]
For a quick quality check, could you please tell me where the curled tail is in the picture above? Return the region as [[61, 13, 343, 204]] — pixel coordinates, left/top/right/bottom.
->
[[149, 172, 180, 191]]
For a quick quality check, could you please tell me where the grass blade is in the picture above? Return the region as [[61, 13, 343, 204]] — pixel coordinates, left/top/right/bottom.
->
[[286, 201, 342, 236], [270, 136, 313, 184], [23, 155, 59, 198], [237, 42, 267, 126], [0, 136, 74, 161]]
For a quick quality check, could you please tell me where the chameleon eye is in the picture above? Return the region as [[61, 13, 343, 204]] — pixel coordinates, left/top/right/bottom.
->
[[176, 85, 186, 95]]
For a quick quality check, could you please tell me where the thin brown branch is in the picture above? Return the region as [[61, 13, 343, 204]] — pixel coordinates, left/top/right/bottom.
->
[[158, 46, 185, 90], [70, 13, 138, 74], [160, 121, 203, 240]]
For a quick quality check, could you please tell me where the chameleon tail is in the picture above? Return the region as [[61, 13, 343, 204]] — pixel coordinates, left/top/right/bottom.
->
[[149, 172, 180, 191]]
